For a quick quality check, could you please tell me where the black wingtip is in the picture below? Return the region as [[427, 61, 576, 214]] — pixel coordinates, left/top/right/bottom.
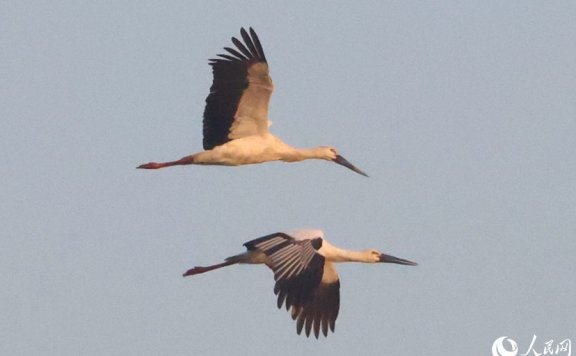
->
[[248, 27, 267, 62], [212, 27, 267, 64]]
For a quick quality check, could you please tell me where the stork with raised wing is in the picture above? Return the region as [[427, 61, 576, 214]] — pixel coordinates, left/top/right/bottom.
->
[[137, 28, 368, 177], [183, 229, 417, 338]]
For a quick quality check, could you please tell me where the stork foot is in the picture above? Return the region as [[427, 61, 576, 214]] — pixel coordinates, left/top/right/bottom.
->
[[183, 267, 206, 277], [137, 162, 163, 169]]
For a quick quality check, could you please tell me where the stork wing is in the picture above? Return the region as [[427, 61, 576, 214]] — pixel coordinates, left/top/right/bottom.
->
[[292, 264, 340, 338], [203, 27, 273, 150], [244, 232, 340, 338]]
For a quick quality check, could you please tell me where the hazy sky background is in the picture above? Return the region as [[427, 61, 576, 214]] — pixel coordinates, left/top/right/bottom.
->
[[2, 1, 575, 355]]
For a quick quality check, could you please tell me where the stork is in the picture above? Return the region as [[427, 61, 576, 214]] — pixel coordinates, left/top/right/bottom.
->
[[183, 229, 417, 338], [137, 28, 368, 177]]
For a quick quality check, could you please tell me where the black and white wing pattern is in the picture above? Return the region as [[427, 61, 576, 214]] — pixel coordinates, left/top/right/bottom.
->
[[292, 263, 340, 339], [203, 27, 273, 150], [244, 232, 340, 338]]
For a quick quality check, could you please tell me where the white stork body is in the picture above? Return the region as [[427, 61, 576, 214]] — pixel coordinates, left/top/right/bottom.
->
[[138, 28, 368, 177], [181, 134, 329, 166], [183, 229, 417, 338]]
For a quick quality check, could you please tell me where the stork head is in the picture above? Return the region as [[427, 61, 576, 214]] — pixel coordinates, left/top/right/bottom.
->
[[319, 147, 368, 177]]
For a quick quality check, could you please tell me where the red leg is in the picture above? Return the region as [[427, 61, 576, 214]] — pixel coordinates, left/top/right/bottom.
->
[[183, 260, 236, 277]]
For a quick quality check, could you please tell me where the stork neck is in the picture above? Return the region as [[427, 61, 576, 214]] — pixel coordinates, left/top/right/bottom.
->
[[320, 242, 371, 263], [333, 248, 370, 263], [282, 146, 330, 162]]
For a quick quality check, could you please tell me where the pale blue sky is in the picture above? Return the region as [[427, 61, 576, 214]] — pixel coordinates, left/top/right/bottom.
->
[[1, 1, 575, 355]]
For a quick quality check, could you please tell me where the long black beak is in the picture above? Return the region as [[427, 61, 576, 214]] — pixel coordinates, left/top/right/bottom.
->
[[379, 253, 418, 266], [333, 155, 368, 177]]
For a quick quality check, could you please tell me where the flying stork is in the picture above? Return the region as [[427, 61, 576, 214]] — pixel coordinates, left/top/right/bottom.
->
[[137, 28, 368, 177], [183, 229, 417, 338]]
